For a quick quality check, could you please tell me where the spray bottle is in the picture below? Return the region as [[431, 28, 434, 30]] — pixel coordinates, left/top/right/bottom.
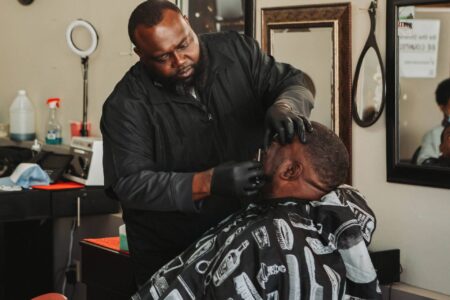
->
[[45, 98, 62, 144]]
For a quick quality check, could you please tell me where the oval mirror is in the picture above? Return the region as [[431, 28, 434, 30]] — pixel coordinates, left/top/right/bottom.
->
[[352, 1, 386, 127], [353, 47, 385, 125]]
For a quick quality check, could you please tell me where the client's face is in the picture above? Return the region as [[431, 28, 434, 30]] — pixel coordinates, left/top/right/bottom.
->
[[262, 138, 302, 193], [440, 127, 450, 157]]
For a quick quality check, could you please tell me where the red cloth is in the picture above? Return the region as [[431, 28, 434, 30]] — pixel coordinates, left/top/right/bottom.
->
[[84, 237, 129, 254], [32, 181, 84, 190]]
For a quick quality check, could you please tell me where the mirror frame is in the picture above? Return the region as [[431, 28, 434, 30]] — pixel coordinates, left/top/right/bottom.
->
[[352, 2, 386, 127], [261, 3, 352, 182], [386, 0, 450, 189]]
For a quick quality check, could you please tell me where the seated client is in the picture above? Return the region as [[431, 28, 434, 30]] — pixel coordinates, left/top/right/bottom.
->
[[422, 124, 450, 167], [132, 122, 381, 300]]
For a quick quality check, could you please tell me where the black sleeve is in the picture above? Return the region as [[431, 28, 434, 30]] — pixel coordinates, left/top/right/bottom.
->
[[101, 83, 198, 213], [234, 32, 314, 115]]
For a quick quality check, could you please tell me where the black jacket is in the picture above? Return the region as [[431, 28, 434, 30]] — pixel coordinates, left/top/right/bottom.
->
[[101, 31, 314, 213]]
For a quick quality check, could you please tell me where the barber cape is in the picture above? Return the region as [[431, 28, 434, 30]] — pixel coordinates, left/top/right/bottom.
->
[[132, 185, 381, 300]]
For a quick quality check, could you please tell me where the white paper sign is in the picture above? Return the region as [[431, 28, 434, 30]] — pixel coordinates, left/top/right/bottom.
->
[[399, 19, 440, 78]]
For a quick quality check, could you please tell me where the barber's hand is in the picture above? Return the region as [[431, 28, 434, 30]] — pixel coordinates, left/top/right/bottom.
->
[[264, 101, 313, 148], [211, 161, 264, 198]]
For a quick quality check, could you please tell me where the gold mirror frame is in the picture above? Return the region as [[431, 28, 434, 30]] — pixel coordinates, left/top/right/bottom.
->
[[261, 3, 352, 182]]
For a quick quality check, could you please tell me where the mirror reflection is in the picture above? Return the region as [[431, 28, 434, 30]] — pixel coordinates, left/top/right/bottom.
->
[[397, 4, 450, 169], [354, 47, 384, 124], [270, 27, 333, 129], [262, 4, 352, 182]]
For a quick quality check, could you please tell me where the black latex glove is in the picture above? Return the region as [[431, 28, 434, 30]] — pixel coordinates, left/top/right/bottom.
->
[[211, 161, 264, 198], [264, 101, 313, 148]]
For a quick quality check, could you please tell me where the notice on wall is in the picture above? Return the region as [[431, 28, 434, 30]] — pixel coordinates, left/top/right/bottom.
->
[[399, 19, 440, 78]]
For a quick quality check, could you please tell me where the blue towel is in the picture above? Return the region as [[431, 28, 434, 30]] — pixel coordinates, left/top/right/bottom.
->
[[0, 163, 50, 189]]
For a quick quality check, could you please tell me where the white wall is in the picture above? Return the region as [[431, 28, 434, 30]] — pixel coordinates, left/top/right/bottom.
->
[[1, 0, 449, 295]]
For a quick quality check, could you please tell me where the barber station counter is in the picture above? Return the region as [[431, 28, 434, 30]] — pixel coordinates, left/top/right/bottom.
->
[[0, 186, 120, 300]]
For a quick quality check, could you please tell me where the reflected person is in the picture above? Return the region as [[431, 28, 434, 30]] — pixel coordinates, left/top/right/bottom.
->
[[132, 122, 381, 300], [422, 125, 450, 167], [416, 78, 450, 165]]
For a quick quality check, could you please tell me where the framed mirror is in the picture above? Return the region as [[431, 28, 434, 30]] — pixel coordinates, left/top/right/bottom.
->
[[386, 0, 450, 188], [261, 3, 352, 182], [352, 1, 386, 127]]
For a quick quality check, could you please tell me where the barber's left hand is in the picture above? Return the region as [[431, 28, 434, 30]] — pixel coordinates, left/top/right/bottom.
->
[[264, 101, 313, 148]]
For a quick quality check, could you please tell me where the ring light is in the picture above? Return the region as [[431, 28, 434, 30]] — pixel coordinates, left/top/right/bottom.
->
[[66, 19, 98, 58], [66, 19, 99, 137]]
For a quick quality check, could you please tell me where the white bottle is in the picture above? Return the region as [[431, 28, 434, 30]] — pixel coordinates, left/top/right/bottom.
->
[[9, 90, 36, 141]]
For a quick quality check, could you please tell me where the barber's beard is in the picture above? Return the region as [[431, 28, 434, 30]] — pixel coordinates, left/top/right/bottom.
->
[[173, 64, 197, 85], [174, 43, 208, 95], [146, 42, 208, 96], [148, 64, 197, 87]]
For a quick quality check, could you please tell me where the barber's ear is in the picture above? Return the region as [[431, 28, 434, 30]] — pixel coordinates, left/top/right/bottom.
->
[[183, 15, 190, 24], [280, 161, 302, 181]]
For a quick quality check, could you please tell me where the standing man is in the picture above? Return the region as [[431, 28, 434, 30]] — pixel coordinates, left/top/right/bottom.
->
[[101, 0, 315, 286]]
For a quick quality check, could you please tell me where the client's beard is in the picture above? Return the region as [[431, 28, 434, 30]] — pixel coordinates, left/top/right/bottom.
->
[[261, 175, 273, 197]]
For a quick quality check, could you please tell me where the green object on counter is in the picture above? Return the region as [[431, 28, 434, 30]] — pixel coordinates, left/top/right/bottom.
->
[[119, 224, 129, 251]]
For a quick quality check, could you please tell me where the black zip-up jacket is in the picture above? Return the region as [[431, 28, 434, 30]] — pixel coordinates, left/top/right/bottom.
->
[[100, 31, 314, 283]]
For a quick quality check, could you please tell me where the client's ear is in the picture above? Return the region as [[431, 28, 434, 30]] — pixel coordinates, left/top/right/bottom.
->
[[280, 160, 302, 181]]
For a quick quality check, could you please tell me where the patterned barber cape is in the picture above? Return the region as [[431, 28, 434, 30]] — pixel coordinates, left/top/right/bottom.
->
[[132, 185, 381, 300]]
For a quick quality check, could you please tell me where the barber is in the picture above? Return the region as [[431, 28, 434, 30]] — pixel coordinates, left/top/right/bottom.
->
[[101, 0, 314, 286]]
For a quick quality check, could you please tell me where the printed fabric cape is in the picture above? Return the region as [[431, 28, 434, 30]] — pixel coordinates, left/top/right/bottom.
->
[[132, 185, 381, 300]]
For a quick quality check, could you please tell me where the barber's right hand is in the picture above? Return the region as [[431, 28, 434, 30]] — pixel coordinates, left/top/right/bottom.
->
[[210, 161, 264, 198]]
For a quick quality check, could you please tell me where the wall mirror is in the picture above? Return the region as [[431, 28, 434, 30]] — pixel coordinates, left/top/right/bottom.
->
[[352, 1, 386, 127], [261, 3, 352, 181], [386, 0, 450, 188]]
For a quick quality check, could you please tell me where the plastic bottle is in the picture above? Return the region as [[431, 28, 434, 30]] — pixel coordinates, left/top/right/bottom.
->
[[31, 139, 42, 157], [9, 89, 36, 141], [45, 98, 62, 144]]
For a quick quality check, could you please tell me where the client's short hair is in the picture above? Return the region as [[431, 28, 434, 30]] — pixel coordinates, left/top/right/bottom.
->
[[302, 121, 349, 189]]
